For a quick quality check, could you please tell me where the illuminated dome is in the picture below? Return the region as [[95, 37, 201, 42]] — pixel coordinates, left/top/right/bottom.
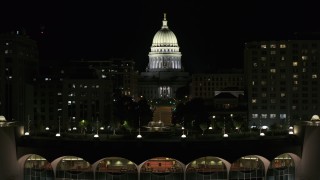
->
[[151, 14, 178, 47], [311, 115, 320, 121]]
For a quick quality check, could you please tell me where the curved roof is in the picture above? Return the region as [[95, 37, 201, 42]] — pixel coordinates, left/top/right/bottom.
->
[[151, 13, 178, 47]]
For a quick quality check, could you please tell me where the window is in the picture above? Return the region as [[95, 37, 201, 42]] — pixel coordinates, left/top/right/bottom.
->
[[270, 114, 276, 118], [252, 114, 258, 118], [293, 74, 298, 78], [280, 44, 286, 48], [270, 44, 276, 48], [281, 93, 285, 97], [293, 62, 298, 66], [312, 74, 317, 78], [261, 57, 267, 61], [261, 44, 267, 48], [270, 51, 276, 55], [270, 69, 276, 73], [252, 99, 257, 103], [302, 56, 308, 60]]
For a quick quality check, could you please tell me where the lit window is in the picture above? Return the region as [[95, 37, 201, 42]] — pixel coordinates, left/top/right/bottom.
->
[[270, 114, 276, 118], [312, 74, 317, 78], [281, 93, 285, 97], [4, 50, 9, 54], [281, 56, 285, 60], [57, 92, 62, 96], [270, 51, 276, 55], [293, 62, 298, 66], [96, 85, 99, 88], [292, 106, 297, 110], [252, 99, 257, 103], [262, 114, 267, 118], [5, 42, 9, 46], [270, 69, 276, 73], [280, 114, 286, 119], [293, 74, 298, 78], [253, 63, 258, 67], [252, 114, 258, 118], [261, 45, 267, 48], [302, 68, 306, 72], [280, 44, 286, 48], [252, 81, 255, 85], [294, 81, 298, 85], [302, 56, 308, 60], [270, 44, 276, 48]]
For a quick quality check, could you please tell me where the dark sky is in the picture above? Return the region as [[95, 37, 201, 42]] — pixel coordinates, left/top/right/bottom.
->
[[1, 1, 320, 73]]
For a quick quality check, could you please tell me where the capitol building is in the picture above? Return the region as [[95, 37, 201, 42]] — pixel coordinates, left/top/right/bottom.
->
[[139, 14, 190, 100]]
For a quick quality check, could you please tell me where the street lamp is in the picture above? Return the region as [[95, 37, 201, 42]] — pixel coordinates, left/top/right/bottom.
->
[[56, 116, 61, 137], [223, 118, 228, 138], [24, 115, 31, 136], [94, 118, 99, 138], [137, 117, 142, 139], [209, 115, 215, 130]]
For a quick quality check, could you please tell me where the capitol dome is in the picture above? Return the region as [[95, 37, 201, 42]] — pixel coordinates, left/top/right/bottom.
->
[[151, 14, 179, 47]]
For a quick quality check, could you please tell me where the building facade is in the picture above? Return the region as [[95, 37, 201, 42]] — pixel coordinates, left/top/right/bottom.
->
[[191, 71, 244, 99], [139, 14, 190, 100], [0, 31, 39, 123], [245, 40, 320, 126]]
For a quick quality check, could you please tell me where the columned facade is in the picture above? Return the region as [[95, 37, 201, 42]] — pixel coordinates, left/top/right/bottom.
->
[[139, 14, 190, 100]]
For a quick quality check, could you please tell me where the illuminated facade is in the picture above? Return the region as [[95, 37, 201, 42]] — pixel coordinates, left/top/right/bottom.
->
[[139, 14, 190, 100], [245, 40, 320, 126]]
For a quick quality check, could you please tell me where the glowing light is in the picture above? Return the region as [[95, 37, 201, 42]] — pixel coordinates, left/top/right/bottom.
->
[[289, 131, 294, 135], [223, 133, 228, 138], [94, 134, 99, 138], [181, 126, 184, 130], [72, 127, 77, 130], [262, 125, 268, 129], [137, 134, 142, 138], [56, 133, 61, 137], [260, 132, 265, 136], [289, 126, 293, 130], [24, 132, 30, 136], [208, 126, 213, 130], [45, 127, 50, 131], [100, 126, 104, 130], [181, 134, 186, 138]]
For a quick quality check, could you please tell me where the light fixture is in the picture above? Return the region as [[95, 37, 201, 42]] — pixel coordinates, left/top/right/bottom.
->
[[137, 117, 142, 138], [260, 132, 265, 136], [72, 127, 77, 130], [100, 126, 105, 130], [94, 134, 99, 138], [24, 132, 30, 136], [45, 127, 50, 131], [288, 131, 294, 135], [208, 126, 212, 130], [223, 133, 228, 138], [56, 116, 61, 137], [181, 130, 187, 138]]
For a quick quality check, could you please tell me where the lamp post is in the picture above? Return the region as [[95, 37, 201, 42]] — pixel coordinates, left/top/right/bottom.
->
[[24, 115, 30, 136], [223, 117, 228, 137], [137, 117, 142, 139], [94, 118, 99, 138], [56, 116, 61, 137]]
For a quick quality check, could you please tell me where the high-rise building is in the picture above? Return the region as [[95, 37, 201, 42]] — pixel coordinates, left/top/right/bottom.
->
[[245, 40, 320, 126], [139, 14, 190, 100], [0, 31, 39, 122]]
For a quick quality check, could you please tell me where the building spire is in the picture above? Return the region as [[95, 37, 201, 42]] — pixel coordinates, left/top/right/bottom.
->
[[162, 13, 168, 29]]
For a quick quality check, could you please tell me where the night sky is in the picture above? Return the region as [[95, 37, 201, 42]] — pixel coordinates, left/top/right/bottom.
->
[[1, 1, 320, 73]]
